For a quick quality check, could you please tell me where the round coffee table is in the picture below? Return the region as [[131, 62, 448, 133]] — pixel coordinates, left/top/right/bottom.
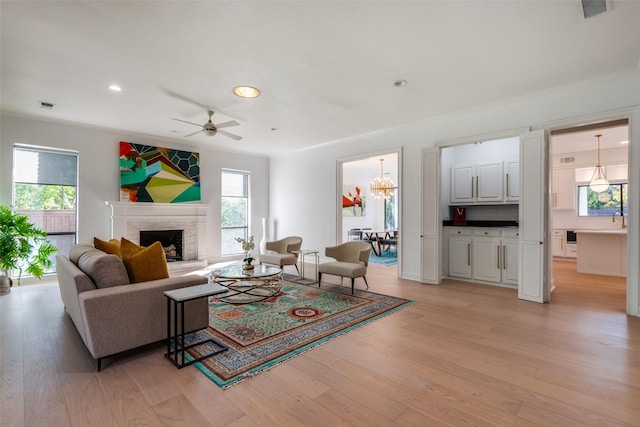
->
[[209, 264, 282, 303]]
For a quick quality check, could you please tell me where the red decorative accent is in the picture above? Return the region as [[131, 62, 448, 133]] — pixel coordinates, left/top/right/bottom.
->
[[454, 207, 466, 225]]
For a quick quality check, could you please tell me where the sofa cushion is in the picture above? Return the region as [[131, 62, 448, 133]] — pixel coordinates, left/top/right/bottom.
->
[[77, 249, 130, 289], [69, 243, 98, 265], [94, 237, 122, 258], [120, 238, 169, 283]]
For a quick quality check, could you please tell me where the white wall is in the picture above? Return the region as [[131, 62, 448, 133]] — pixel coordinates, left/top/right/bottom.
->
[[0, 114, 270, 263], [269, 70, 640, 289]]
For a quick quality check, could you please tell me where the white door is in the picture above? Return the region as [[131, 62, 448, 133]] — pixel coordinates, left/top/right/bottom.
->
[[518, 129, 549, 303], [476, 162, 503, 202], [421, 148, 441, 284], [450, 164, 474, 203], [472, 237, 501, 282], [502, 238, 519, 285], [449, 236, 472, 278], [504, 160, 520, 202]]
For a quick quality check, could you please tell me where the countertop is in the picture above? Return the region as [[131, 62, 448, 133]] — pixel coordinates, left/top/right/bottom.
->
[[442, 220, 518, 228], [575, 229, 627, 235]]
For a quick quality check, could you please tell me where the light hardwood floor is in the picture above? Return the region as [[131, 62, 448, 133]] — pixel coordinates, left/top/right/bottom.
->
[[1, 261, 639, 426]]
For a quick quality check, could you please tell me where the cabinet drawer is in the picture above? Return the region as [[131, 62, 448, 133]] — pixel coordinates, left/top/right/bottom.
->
[[501, 229, 520, 238], [448, 227, 472, 236], [472, 228, 500, 237]]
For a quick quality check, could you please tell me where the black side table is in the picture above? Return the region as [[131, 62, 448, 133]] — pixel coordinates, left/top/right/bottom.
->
[[164, 283, 229, 369]]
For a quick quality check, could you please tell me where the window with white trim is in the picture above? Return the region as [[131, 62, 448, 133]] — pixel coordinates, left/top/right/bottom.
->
[[221, 170, 250, 256]]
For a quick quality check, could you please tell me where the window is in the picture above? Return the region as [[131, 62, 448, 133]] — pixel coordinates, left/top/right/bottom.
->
[[221, 170, 250, 256], [577, 182, 628, 217], [384, 189, 398, 230], [13, 146, 78, 273]]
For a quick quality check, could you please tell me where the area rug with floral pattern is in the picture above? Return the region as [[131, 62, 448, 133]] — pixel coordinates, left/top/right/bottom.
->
[[183, 279, 412, 388]]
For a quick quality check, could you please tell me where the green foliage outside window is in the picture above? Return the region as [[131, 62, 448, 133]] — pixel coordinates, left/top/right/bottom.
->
[[14, 184, 77, 210]]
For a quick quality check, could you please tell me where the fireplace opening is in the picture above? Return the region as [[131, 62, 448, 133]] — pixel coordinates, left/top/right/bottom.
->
[[140, 230, 183, 262]]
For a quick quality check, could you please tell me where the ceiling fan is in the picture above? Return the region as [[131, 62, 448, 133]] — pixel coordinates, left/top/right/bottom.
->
[[172, 110, 242, 140]]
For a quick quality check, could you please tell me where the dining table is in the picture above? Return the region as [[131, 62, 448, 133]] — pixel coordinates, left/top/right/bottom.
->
[[362, 229, 397, 256]]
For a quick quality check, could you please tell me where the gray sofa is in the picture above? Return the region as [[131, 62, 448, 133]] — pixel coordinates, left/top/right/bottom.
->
[[56, 243, 209, 370]]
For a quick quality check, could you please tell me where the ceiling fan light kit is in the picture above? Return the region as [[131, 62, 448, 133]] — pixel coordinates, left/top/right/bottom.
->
[[172, 109, 242, 140]]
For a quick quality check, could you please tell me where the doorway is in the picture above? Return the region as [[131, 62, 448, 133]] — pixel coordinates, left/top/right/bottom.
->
[[338, 151, 400, 274], [549, 119, 629, 310]]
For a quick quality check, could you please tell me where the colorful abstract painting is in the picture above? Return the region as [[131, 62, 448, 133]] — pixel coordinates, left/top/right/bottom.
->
[[342, 185, 366, 216], [119, 141, 200, 203]]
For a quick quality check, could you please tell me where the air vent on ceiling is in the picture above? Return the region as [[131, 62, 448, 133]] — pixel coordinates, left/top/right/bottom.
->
[[560, 156, 575, 164], [582, 0, 607, 18], [39, 101, 55, 109]]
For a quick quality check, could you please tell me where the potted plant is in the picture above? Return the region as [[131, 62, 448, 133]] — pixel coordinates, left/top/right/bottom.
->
[[235, 235, 255, 270], [0, 205, 57, 294]]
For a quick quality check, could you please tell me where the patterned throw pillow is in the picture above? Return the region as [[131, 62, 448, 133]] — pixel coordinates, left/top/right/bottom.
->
[[94, 237, 122, 258], [120, 238, 169, 283]]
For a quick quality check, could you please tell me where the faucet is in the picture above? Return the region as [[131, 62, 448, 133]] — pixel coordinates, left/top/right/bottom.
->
[[612, 211, 627, 229]]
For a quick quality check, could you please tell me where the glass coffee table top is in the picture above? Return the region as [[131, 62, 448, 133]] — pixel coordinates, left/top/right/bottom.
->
[[209, 264, 282, 304]]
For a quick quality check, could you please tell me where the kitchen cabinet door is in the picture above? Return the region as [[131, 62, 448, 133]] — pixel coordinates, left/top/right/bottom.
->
[[552, 168, 574, 210], [502, 238, 519, 285], [476, 162, 503, 203], [450, 165, 475, 204], [504, 160, 520, 202], [472, 237, 501, 283], [448, 236, 472, 278], [551, 230, 565, 257]]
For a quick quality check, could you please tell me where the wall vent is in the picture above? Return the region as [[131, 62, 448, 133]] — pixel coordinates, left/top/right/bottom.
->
[[582, 0, 607, 18], [560, 156, 575, 164], [39, 101, 55, 109]]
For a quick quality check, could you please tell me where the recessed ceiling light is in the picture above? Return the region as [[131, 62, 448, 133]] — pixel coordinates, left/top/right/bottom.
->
[[109, 84, 122, 92], [621, 140, 629, 144], [393, 79, 407, 87], [233, 85, 261, 98]]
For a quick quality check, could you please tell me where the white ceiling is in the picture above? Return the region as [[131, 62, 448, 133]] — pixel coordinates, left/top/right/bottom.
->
[[2, 1, 639, 156], [551, 123, 629, 154]]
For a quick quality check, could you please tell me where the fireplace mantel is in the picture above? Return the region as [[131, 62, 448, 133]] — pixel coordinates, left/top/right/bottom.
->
[[105, 201, 210, 264]]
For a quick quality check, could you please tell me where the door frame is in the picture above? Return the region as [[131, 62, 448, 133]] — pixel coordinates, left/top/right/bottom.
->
[[336, 147, 402, 275], [544, 106, 639, 316]]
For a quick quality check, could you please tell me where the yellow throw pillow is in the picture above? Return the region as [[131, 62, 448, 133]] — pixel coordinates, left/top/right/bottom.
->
[[94, 237, 122, 258], [120, 238, 169, 283]]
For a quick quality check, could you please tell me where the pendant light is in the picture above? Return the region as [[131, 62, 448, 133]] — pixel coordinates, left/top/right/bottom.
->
[[589, 134, 609, 193], [370, 159, 395, 199]]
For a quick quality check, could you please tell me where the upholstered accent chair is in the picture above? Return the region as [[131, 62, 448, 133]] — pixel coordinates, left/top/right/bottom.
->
[[259, 236, 303, 274], [318, 241, 372, 294]]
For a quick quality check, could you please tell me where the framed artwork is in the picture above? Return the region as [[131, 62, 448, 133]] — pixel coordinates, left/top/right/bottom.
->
[[119, 141, 200, 203], [342, 185, 366, 217]]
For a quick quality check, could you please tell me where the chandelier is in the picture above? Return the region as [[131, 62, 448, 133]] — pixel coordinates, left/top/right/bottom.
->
[[370, 158, 395, 199], [589, 134, 609, 193]]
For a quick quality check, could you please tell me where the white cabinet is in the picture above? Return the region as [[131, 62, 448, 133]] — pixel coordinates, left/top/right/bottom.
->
[[450, 165, 475, 203], [447, 227, 519, 287], [552, 168, 574, 210], [551, 229, 577, 259], [451, 162, 503, 204], [551, 230, 565, 257], [501, 231, 519, 285], [448, 229, 472, 279], [472, 234, 501, 283], [504, 160, 520, 202]]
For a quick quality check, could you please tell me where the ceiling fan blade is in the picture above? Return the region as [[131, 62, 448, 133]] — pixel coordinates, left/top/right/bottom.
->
[[172, 118, 202, 127], [164, 89, 211, 111], [184, 129, 204, 137], [218, 130, 243, 141], [215, 120, 240, 129]]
